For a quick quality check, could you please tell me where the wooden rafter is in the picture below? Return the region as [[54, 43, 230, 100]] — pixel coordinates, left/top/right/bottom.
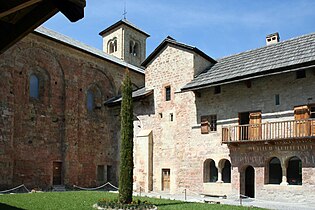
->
[[0, 0, 42, 18]]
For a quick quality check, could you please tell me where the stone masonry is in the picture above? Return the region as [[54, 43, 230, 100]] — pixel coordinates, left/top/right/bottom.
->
[[0, 29, 144, 190]]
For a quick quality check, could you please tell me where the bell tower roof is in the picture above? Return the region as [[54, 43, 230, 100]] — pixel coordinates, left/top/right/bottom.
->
[[99, 19, 150, 37]]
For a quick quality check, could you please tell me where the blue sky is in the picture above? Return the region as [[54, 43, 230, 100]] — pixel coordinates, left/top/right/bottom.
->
[[44, 0, 315, 59]]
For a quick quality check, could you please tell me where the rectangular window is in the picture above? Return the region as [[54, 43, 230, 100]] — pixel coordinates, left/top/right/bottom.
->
[[275, 94, 280, 105], [201, 115, 217, 134], [165, 86, 171, 101], [214, 86, 221, 94], [170, 113, 173, 121], [296, 70, 306, 79], [97, 165, 105, 182]]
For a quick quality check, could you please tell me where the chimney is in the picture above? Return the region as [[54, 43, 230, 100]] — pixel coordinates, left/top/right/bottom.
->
[[266, 32, 280, 46]]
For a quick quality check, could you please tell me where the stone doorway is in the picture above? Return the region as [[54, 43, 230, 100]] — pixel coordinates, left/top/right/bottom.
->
[[162, 169, 170, 191], [53, 161, 62, 185], [245, 166, 255, 198]]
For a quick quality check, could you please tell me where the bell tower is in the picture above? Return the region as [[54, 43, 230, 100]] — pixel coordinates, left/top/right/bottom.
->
[[99, 19, 150, 67]]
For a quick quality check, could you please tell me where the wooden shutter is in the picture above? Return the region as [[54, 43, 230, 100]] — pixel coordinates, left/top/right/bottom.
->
[[294, 106, 310, 137], [201, 116, 209, 134], [249, 112, 262, 140]]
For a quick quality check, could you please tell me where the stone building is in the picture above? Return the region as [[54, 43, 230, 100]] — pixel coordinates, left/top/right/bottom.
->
[[1, 18, 315, 204], [0, 20, 146, 190], [114, 32, 315, 203]]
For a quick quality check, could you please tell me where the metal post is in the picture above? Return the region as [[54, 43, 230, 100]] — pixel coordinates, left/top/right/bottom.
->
[[240, 194, 242, 206], [140, 186, 142, 197], [184, 188, 186, 201]]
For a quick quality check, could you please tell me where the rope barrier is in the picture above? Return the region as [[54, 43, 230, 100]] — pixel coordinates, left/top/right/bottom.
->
[[73, 182, 119, 191], [182, 188, 200, 196], [0, 184, 30, 194]]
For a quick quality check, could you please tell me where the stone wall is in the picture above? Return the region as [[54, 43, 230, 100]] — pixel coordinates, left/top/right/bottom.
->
[[134, 44, 214, 194], [134, 39, 315, 203], [0, 32, 144, 190]]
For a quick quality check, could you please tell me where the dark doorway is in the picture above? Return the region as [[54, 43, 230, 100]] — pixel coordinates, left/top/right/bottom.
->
[[245, 166, 255, 198], [53, 162, 62, 185], [269, 157, 282, 184], [287, 156, 302, 185], [222, 160, 231, 183], [239, 112, 250, 140]]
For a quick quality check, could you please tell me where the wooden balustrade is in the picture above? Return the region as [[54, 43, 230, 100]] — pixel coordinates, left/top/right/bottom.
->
[[222, 119, 315, 143]]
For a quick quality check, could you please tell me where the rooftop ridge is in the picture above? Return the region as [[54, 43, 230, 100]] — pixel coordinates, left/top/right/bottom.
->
[[217, 32, 315, 61], [34, 26, 144, 74], [99, 19, 150, 37]]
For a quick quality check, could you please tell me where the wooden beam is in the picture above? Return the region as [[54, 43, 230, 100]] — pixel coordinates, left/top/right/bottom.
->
[[0, 1, 58, 54], [0, 0, 43, 18]]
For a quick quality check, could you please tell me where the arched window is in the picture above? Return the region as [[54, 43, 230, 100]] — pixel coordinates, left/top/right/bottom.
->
[[129, 40, 139, 56], [222, 160, 231, 183], [287, 156, 302, 185], [30, 74, 39, 99], [203, 159, 218, 183], [87, 85, 102, 113], [268, 157, 282, 184], [87, 90, 94, 112], [133, 42, 139, 56], [108, 38, 117, 54]]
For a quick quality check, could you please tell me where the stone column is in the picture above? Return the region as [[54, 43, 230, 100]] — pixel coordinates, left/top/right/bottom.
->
[[216, 162, 223, 183], [280, 161, 288, 185]]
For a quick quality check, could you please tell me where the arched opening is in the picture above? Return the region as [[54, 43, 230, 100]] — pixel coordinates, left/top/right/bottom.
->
[[108, 38, 117, 54], [222, 160, 231, 183], [287, 156, 302, 185], [203, 159, 218, 183], [30, 74, 39, 99], [268, 157, 282, 184], [133, 42, 139, 56], [87, 85, 102, 113], [245, 166, 255, 198], [129, 40, 139, 56]]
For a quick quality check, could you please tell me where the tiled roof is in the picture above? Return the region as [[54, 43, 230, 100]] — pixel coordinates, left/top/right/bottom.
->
[[34, 26, 144, 75], [182, 32, 315, 91], [105, 87, 153, 106], [99, 19, 150, 37], [142, 36, 216, 67]]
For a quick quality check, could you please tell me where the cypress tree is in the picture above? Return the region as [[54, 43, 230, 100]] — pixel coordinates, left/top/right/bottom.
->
[[118, 72, 134, 204]]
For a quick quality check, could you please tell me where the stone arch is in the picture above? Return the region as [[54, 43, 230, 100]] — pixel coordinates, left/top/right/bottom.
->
[[13, 46, 65, 108], [240, 165, 255, 198], [203, 159, 218, 183], [287, 156, 302, 185], [107, 38, 117, 53], [218, 159, 231, 183], [129, 40, 140, 56]]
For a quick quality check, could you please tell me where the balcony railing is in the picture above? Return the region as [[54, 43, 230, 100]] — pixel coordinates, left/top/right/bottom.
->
[[222, 119, 315, 143]]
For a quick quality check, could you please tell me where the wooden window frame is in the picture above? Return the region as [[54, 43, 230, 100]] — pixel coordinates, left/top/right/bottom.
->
[[165, 86, 171, 101], [201, 115, 217, 134]]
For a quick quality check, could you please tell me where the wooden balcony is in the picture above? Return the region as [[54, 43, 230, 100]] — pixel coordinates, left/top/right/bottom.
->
[[222, 119, 315, 144]]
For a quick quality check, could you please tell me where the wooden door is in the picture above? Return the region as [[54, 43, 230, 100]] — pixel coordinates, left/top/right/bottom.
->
[[294, 106, 310, 137], [53, 162, 62, 185], [249, 112, 262, 140], [162, 169, 170, 191]]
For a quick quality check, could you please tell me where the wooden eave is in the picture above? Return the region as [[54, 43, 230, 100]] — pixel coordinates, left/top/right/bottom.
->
[[0, 0, 86, 54]]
